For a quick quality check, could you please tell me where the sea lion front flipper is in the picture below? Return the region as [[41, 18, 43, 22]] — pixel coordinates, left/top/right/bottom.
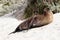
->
[[29, 16, 37, 29]]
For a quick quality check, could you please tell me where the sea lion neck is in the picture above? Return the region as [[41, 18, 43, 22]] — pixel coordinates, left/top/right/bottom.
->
[[43, 10, 53, 16]]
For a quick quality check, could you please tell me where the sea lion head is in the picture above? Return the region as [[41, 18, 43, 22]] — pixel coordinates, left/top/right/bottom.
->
[[44, 7, 50, 13], [39, 4, 51, 14]]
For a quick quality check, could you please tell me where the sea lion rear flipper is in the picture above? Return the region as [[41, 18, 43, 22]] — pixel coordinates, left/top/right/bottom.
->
[[9, 26, 22, 35]]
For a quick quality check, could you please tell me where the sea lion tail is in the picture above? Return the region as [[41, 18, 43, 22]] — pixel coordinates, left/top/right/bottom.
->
[[8, 31, 16, 35], [8, 27, 23, 35]]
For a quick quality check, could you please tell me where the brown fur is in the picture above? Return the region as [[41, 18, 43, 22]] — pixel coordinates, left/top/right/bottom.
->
[[9, 7, 53, 34], [18, 7, 53, 30]]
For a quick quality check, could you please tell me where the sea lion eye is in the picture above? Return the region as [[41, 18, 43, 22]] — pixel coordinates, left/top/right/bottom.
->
[[46, 7, 50, 10]]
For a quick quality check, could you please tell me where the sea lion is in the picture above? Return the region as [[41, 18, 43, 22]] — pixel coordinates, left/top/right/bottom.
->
[[9, 6, 53, 34]]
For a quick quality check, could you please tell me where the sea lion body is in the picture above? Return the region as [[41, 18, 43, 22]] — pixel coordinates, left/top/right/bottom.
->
[[9, 1, 53, 34], [9, 9, 53, 34]]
